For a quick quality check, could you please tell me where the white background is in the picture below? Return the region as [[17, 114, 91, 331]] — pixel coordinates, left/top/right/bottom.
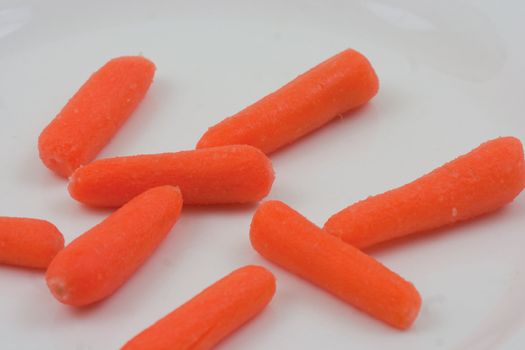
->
[[0, 0, 524, 349]]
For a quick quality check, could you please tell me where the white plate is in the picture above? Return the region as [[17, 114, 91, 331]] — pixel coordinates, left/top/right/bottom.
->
[[1, 0, 524, 349]]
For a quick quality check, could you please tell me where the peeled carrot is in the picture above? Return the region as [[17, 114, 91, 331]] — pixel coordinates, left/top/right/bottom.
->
[[250, 200, 421, 329], [324, 137, 525, 249], [196, 49, 378, 154], [38, 56, 156, 177], [46, 186, 182, 306], [121, 265, 276, 350], [68, 145, 274, 207], [0, 217, 64, 269]]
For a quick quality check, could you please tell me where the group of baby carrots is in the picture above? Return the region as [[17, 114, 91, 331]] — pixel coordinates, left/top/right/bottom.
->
[[1, 48, 524, 349]]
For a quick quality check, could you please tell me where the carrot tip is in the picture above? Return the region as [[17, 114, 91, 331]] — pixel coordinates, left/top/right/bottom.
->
[[47, 277, 69, 303]]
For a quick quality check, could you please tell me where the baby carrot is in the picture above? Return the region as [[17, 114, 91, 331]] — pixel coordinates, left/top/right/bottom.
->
[[46, 186, 182, 306], [0, 217, 64, 269], [250, 200, 421, 330], [121, 265, 276, 350], [324, 137, 525, 249], [196, 49, 378, 154], [68, 145, 274, 207], [38, 56, 156, 177]]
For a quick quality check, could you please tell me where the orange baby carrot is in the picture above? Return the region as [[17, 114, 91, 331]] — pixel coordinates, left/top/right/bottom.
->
[[250, 200, 421, 330], [324, 137, 525, 249], [46, 186, 182, 306], [196, 49, 378, 154], [39, 56, 155, 177], [0, 217, 64, 269], [68, 145, 274, 207], [121, 265, 276, 350]]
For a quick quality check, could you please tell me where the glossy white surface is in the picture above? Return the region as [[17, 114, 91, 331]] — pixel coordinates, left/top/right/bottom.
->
[[0, 0, 524, 349]]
